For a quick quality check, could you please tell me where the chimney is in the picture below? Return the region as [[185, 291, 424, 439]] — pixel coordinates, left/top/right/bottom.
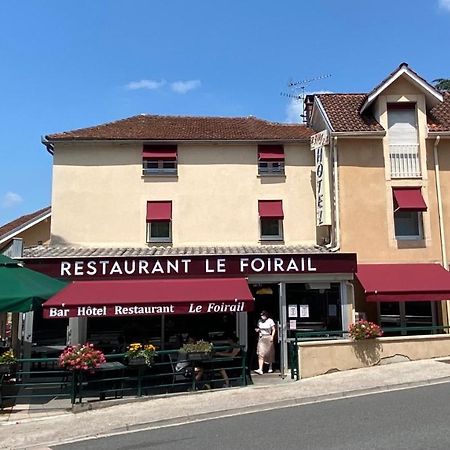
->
[[304, 95, 315, 126]]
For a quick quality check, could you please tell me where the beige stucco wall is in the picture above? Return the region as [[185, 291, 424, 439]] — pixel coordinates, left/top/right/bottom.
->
[[299, 334, 450, 378], [51, 142, 316, 247], [17, 218, 51, 247], [338, 75, 443, 263], [436, 139, 450, 266]]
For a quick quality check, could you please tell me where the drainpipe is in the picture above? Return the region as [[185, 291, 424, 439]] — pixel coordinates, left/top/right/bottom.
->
[[328, 136, 340, 251], [433, 136, 450, 329]]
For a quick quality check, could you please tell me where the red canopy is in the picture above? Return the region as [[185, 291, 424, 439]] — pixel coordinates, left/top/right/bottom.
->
[[258, 145, 285, 161], [43, 278, 254, 318], [393, 188, 427, 212], [143, 145, 177, 160], [357, 264, 450, 302], [147, 201, 172, 221], [258, 200, 284, 219]]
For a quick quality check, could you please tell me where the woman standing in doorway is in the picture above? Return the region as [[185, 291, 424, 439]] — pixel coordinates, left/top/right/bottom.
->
[[254, 310, 276, 375]]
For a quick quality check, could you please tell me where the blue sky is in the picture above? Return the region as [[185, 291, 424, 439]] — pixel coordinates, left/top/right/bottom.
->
[[1, 0, 449, 225]]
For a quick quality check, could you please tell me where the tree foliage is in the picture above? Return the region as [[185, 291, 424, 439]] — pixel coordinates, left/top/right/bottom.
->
[[433, 79, 450, 92]]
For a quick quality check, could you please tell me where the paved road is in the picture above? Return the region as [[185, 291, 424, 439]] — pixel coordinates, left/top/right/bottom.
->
[[55, 382, 450, 450]]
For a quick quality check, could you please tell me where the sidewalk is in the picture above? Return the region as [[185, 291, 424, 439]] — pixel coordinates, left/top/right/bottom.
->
[[2, 357, 450, 449]]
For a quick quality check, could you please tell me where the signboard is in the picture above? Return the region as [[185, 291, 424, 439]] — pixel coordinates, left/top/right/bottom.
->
[[288, 305, 298, 318], [44, 300, 250, 319], [311, 130, 332, 226], [24, 253, 357, 280]]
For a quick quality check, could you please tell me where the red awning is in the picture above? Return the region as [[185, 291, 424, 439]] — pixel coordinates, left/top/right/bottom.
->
[[357, 264, 450, 302], [258, 200, 284, 219], [258, 145, 285, 161], [393, 188, 427, 212], [142, 145, 177, 160], [147, 201, 172, 221], [42, 278, 254, 318]]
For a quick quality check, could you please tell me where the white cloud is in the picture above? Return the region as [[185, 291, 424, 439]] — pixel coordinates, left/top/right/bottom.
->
[[284, 91, 333, 123], [125, 79, 166, 90], [1, 192, 23, 208], [285, 98, 304, 123], [170, 80, 201, 94], [439, 0, 450, 11]]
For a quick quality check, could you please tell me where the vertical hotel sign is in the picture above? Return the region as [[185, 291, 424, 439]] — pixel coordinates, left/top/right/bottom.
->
[[311, 130, 331, 226]]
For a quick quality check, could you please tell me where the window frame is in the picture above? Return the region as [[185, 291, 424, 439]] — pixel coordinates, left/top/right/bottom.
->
[[260, 218, 284, 241], [146, 220, 172, 243], [142, 159, 178, 176], [393, 210, 424, 241], [258, 160, 285, 176]]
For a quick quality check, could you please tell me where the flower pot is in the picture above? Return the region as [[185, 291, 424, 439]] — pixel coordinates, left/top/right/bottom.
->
[[128, 357, 147, 366], [186, 352, 212, 361], [0, 363, 14, 374]]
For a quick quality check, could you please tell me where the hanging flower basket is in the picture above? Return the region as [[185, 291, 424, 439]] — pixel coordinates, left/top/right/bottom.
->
[[59, 343, 106, 372], [348, 321, 383, 340], [125, 343, 156, 367], [181, 340, 213, 361]]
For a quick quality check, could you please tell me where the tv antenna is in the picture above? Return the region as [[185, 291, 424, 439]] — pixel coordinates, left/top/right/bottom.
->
[[281, 74, 332, 123]]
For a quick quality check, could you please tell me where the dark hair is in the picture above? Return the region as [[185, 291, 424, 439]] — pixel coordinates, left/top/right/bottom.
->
[[260, 310, 270, 318]]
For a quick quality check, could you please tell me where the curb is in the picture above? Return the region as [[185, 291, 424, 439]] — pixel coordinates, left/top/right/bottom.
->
[[18, 374, 450, 449]]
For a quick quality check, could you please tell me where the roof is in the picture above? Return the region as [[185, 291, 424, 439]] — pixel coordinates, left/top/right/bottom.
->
[[316, 94, 384, 132], [428, 92, 450, 132], [0, 207, 51, 245], [22, 244, 330, 259], [361, 63, 443, 113], [45, 115, 314, 142]]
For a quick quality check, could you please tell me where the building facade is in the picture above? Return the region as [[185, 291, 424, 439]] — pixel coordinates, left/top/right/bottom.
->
[[308, 63, 450, 332]]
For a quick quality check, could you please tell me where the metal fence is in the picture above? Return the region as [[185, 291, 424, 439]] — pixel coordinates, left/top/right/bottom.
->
[[0, 346, 247, 409]]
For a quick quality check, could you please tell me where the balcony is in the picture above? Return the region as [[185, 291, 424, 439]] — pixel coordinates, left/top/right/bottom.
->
[[389, 144, 421, 178]]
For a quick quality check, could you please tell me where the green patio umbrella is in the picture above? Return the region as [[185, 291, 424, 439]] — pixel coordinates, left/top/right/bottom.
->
[[0, 254, 67, 312]]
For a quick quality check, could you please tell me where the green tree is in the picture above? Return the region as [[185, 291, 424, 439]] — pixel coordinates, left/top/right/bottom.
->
[[433, 79, 450, 92]]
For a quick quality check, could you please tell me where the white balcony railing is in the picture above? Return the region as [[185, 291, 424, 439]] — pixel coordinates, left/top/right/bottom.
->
[[389, 144, 421, 178]]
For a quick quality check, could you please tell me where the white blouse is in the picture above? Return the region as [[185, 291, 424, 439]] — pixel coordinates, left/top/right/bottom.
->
[[258, 318, 275, 337]]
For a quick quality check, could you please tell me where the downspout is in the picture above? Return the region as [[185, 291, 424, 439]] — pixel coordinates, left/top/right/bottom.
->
[[330, 136, 340, 251]]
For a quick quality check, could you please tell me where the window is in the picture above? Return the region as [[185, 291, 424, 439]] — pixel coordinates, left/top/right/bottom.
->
[[258, 200, 284, 241], [142, 145, 177, 176], [260, 218, 283, 240], [387, 103, 421, 178], [394, 211, 423, 240], [258, 145, 285, 176], [146, 201, 172, 243], [392, 187, 426, 240]]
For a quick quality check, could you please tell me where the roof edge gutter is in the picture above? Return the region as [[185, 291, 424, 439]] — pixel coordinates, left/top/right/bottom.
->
[[330, 131, 386, 138], [41, 136, 54, 155]]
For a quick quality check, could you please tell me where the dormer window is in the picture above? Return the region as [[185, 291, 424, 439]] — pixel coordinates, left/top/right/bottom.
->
[[387, 103, 421, 179], [142, 145, 177, 176], [258, 145, 285, 176]]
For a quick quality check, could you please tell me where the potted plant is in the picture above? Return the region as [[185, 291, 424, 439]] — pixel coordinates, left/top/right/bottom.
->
[[59, 343, 106, 373], [125, 343, 156, 367], [0, 349, 16, 374], [181, 340, 214, 361], [348, 320, 383, 340]]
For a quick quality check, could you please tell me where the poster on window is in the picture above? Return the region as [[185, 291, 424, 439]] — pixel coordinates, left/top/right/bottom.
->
[[289, 320, 297, 330], [299, 304, 310, 318], [288, 305, 298, 318]]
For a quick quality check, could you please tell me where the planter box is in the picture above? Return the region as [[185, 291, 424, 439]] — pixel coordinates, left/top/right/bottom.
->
[[127, 357, 147, 366], [186, 352, 212, 361], [0, 363, 14, 374]]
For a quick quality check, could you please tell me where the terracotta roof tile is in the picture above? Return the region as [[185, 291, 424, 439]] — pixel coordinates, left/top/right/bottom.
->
[[22, 244, 330, 259], [428, 92, 450, 132], [316, 94, 384, 132], [0, 207, 51, 241], [46, 115, 314, 142]]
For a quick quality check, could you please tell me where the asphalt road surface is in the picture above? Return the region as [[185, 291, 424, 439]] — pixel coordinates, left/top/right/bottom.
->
[[55, 382, 450, 450]]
